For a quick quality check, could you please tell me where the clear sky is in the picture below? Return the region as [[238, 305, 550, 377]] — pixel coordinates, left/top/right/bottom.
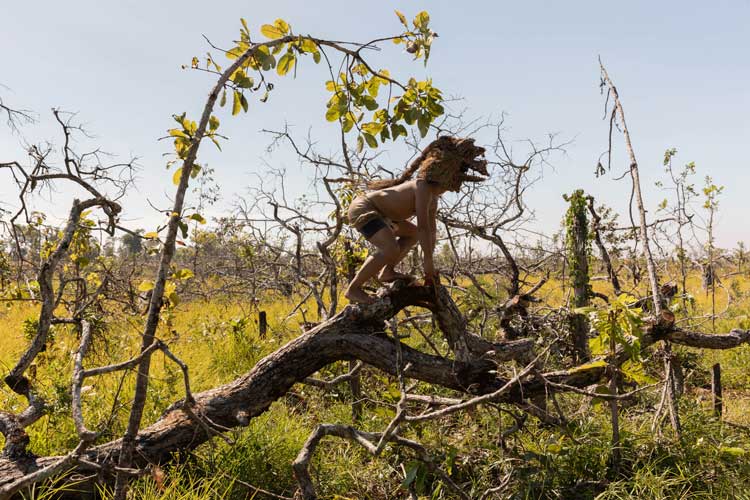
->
[[1, 0, 748, 248]]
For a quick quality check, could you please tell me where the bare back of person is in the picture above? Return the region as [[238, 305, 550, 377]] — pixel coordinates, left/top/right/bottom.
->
[[366, 179, 419, 222]]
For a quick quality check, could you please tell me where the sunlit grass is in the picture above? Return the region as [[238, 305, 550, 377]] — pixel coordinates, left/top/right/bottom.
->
[[3, 267, 750, 498]]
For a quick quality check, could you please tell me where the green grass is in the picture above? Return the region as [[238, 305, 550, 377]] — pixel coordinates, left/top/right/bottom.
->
[[3, 268, 750, 498]]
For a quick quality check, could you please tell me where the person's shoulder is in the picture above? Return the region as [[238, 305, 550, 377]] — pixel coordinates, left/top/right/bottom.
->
[[413, 178, 429, 189], [414, 178, 443, 196]]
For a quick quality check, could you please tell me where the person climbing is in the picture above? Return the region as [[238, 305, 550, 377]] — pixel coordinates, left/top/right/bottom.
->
[[344, 136, 489, 304]]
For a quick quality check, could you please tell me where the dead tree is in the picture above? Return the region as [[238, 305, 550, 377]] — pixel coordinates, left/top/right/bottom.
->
[[564, 189, 591, 362], [587, 196, 622, 296], [599, 60, 681, 437], [0, 110, 132, 464]]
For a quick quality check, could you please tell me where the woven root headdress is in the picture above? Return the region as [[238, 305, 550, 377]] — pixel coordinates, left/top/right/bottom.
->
[[415, 136, 488, 192]]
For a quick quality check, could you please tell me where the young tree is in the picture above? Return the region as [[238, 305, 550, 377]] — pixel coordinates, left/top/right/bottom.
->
[[702, 176, 724, 333], [657, 148, 697, 314]]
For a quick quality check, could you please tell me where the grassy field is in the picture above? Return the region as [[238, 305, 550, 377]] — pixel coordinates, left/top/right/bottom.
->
[[3, 269, 750, 499]]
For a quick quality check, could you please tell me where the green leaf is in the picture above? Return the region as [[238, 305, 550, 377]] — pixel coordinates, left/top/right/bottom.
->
[[414, 11, 430, 29], [271, 41, 285, 55], [260, 24, 284, 38], [404, 107, 418, 124], [253, 45, 276, 71], [168, 128, 188, 138], [173, 268, 195, 280], [361, 95, 378, 111], [363, 133, 378, 148], [325, 106, 340, 122], [240, 92, 249, 112], [401, 463, 418, 488], [417, 113, 430, 137], [299, 37, 320, 62], [428, 100, 445, 117], [207, 54, 221, 72], [379, 126, 390, 142], [386, 384, 401, 400], [721, 447, 746, 456], [390, 123, 407, 139], [184, 119, 197, 135], [361, 122, 383, 136], [209, 115, 220, 131], [567, 360, 607, 374], [173, 112, 186, 125], [138, 280, 154, 293], [178, 220, 189, 239], [219, 89, 227, 107], [342, 113, 354, 132], [277, 53, 296, 76], [367, 78, 381, 97], [232, 69, 254, 89], [395, 10, 408, 28], [356, 135, 364, 153], [274, 18, 290, 35], [226, 46, 244, 60], [232, 91, 242, 116], [189, 213, 206, 224], [260, 19, 289, 39], [547, 443, 562, 454]]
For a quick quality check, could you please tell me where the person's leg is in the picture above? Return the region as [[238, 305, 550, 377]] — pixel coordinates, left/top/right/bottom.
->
[[345, 225, 401, 304], [378, 220, 418, 282]]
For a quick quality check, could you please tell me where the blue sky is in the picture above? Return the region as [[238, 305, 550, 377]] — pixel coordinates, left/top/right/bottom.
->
[[1, 0, 748, 248]]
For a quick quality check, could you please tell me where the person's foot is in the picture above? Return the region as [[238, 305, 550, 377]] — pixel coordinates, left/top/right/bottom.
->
[[345, 285, 375, 304], [377, 267, 416, 283]]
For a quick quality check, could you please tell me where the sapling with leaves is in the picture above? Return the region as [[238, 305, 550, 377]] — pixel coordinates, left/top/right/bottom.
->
[[656, 148, 698, 316], [702, 176, 724, 333], [577, 294, 645, 469], [736, 241, 747, 274]]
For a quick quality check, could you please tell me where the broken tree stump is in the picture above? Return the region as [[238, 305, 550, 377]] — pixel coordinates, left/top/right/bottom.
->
[[712, 363, 722, 418]]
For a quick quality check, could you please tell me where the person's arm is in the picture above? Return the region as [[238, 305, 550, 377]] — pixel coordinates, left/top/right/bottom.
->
[[415, 180, 436, 283], [429, 198, 438, 255]]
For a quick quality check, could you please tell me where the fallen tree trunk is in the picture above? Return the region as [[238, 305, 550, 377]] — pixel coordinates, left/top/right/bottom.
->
[[1, 282, 748, 496], [0, 284, 529, 495]]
